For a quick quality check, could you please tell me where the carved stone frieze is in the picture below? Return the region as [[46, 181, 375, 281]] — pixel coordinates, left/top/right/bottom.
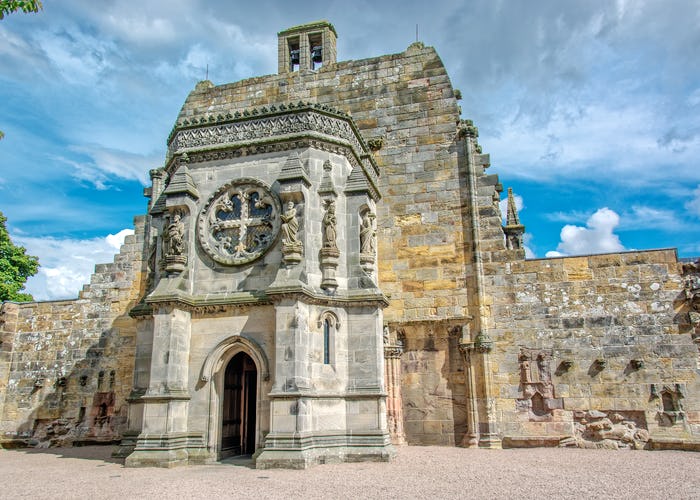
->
[[169, 108, 370, 176], [166, 138, 381, 201]]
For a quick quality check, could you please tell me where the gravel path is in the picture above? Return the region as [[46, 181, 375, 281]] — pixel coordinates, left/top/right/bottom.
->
[[1, 445, 698, 499]]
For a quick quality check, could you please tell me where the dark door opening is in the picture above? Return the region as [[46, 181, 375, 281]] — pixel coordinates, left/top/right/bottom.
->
[[221, 352, 257, 457]]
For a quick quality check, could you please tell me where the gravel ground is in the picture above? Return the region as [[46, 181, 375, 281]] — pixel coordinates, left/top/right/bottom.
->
[[0, 445, 698, 499]]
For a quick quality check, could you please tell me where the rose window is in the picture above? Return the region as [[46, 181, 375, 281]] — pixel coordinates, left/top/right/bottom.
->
[[198, 178, 281, 265]]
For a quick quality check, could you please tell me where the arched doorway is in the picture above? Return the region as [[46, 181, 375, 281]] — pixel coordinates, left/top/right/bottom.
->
[[221, 352, 257, 457]]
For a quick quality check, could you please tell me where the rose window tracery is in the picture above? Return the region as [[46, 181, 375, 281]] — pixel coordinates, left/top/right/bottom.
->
[[198, 178, 281, 265]]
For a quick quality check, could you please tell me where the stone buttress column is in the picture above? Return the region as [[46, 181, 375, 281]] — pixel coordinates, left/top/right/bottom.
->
[[383, 328, 406, 445], [456, 323, 500, 448], [124, 306, 207, 467]]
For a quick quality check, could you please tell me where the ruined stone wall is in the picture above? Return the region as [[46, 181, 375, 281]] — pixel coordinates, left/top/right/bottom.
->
[[483, 250, 700, 447], [0, 216, 148, 446]]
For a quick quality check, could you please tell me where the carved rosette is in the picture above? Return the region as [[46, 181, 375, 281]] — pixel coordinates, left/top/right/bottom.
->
[[197, 178, 281, 266]]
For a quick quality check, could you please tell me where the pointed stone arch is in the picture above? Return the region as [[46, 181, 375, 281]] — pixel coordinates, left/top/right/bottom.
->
[[200, 335, 270, 384], [200, 335, 270, 458]]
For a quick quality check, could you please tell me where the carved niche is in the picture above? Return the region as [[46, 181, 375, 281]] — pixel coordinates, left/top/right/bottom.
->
[[320, 199, 340, 291], [162, 211, 187, 273], [197, 178, 282, 265], [517, 347, 560, 420], [651, 383, 686, 426], [280, 201, 303, 264], [359, 209, 376, 275]]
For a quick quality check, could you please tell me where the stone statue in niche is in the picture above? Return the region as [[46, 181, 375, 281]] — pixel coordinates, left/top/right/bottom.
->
[[492, 190, 501, 218], [162, 212, 187, 273], [506, 233, 521, 251], [322, 200, 338, 250], [360, 211, 376, 255], [280, 201, 303, 264], [281, 201, 301, 246], [359, 210, 376, 277], [320, 200, 340, 291], [165, 213, 185, 256]]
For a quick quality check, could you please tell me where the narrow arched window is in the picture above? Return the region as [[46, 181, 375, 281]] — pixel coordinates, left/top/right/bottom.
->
[[323, 319, 330, 365]]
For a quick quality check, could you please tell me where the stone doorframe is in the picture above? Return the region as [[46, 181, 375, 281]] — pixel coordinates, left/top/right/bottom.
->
[[199, 335, 270, 459]]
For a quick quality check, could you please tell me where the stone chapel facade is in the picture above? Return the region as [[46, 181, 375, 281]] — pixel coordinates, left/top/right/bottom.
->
[[1, 21, 699, 467]]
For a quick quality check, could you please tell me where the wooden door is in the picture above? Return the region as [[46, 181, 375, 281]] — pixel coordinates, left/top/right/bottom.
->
[[221, 352, 257, 457]]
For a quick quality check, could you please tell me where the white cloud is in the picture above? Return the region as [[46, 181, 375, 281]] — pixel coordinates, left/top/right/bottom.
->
[[522, 232, 536, 259], [34, 28, 117, 86], [489, 101, 700, 185], [545, 210, 595, 224], [14, 229, 134, 301], [685, 185, 700, 218], [547, 207, 626, 257], [621, 205, 684, 231], [545, 250, 567, 258], [51, 145, 157, 189]]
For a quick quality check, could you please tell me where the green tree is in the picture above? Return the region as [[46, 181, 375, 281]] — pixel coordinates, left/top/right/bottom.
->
[[0, 211, 39, 302], [0, 0, 42, 19]]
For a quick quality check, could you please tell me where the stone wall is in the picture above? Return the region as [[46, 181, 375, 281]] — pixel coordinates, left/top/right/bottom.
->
[[0, 217, 147, 446], [483, 250, 700, 446], [394, 321, 467, 446]]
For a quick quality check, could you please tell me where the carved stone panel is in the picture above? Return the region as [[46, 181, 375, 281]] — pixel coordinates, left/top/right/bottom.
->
[[517, 347, 559, 420], [197, 178, 282, 265]]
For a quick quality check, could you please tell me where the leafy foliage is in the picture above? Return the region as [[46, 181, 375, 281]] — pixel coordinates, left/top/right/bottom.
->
[[0, 0, 43, 19], [0, 212, 39, 302]]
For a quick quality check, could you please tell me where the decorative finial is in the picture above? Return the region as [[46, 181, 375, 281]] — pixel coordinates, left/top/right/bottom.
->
[[503, 187, 525, 251], [506, 187, 521, 226]]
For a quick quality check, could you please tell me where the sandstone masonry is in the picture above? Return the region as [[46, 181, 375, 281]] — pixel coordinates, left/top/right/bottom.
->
[[0, 21, 698, 465]]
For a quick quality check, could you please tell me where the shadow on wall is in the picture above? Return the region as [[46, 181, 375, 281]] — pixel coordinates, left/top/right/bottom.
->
[[7, 311, 136, 449], [400, 322, 467, 446]]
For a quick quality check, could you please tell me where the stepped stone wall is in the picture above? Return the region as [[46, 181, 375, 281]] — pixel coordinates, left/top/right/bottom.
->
[[0, 217, 148, 446]]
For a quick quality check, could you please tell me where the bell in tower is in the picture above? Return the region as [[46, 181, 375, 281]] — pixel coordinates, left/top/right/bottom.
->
[[311, 45, 323, 64]]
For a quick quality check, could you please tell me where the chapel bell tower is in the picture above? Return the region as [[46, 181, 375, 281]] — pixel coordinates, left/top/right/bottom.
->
[[278, 20, 338, 73]]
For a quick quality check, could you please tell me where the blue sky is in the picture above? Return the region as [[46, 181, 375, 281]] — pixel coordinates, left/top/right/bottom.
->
[[1, 0, 699, 300]]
